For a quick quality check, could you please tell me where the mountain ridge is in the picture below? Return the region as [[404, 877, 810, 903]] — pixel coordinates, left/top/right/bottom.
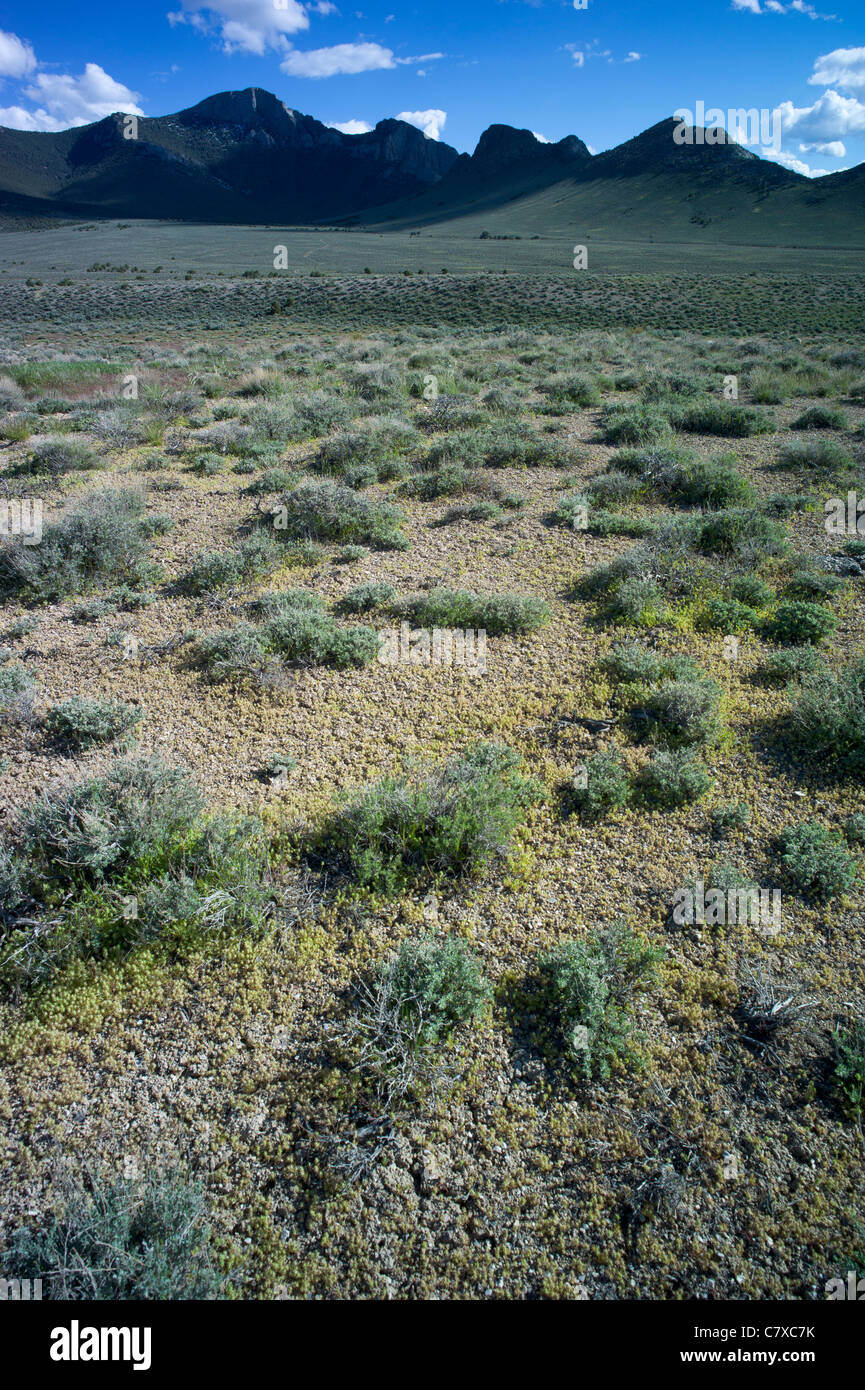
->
[[0, 87, 862, 244]]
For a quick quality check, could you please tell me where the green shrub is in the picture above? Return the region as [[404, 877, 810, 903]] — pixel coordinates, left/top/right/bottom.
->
[[786, 568, 844, 601], [0, 488, 154, 600], [586, 471, 644, 507], [2, 754, 268, 986], [400, 588, 550, 635], [546, 374, 601, 407], [318, 742, 538, 892], [23, 437, 100, 474], [763, 600, 836, 646], [691, 508, 788, 559], [45, 696, 142, 749], [833, 1017, 865, 1119], [637, 749, 712, 807], [710, 801, 751, 836], [181, 532, 279, 595], [548, 493, 589, 529], [338, 582, 397, 614], [3, 1172, 219, 1300], [245, 467, 294, 496], [587, 511, 655, 538], [791, 405, 848, 431], [842, 814, 865, 847], [400, 464, 472, 500], [638, 677, 722, 746], [777, 438, 853, 470], [789, 659, 865, 773], [607, 577, 668, 625], [386, 936, 492, 1043], [198, 592, 379, 678], [601, 642, 663, 685], [670, 401, 774, 437], [539, 923, 664, 1079], [271, 480, 408, 550], [698, 598, 758, 633], [600, 405, 671, 446], [778, 820, 858, 900], [611, 447, 754, 510], [760, 647, 823, 683], [569, 753, 631, 822], [731, 574, 774, 608], [0, 661, 35, 723]]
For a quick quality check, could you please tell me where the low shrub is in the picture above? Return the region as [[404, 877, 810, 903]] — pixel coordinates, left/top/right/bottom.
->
[[670, 401, 774, 437], [833, 1017, 865, 1120], [791, 405, 848, 431], [2, 1171, 219, 1299], [762, 600, 836, 646], [0, 488, 155, 600], [637, 748, 712, 807], [600, 404, 671, 447], [180, 532, 280, 595], [569, 752, 631, 821], [337, 582, 397, 614], [45, 696, 142, 749], [317, 742, 539, 892], [637, 677, 722, 746], [539, 922, 664, 1079], [399, 588, 550, 636], [777, 438, 853, 470], [386, 936, 492, 1043], [778, 820, 858, 900], [270, 481, 408, 550], [789, 659, 865, 773]]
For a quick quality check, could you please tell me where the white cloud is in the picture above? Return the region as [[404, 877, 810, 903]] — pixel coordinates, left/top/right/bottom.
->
[[0, 29, 37, 79], [809, 46, 865, 89], [799, 138, 845, 155], [731, 0, 837, 15], [763, 147, 832, 175], [0, 103, 61, 131], [396, 108, 446, 139], [327, 118, 372, 133], [168, 1, 309, 55], [280, 41, 396, 77], [19, 64, 143, 129], [775, 88, 865, 142], [395, 52, 445, 64], [532, 130, 551, 143], [624, 52, 641, 62]]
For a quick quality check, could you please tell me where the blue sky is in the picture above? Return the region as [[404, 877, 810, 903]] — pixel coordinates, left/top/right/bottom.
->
[[0, 1, 863, 176]]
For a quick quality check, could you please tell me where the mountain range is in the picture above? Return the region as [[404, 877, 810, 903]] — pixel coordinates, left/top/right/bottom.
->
[[0, 86, 863, 246]]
